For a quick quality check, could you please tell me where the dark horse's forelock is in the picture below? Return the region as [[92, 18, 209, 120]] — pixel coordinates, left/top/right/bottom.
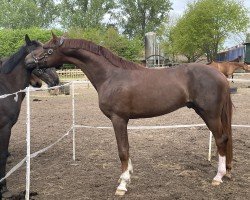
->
[[60, 38, 144, 70]]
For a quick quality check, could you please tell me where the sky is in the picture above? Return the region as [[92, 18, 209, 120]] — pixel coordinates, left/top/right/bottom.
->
[[171, 0, 250, 16], [170, 0, 250, 48]]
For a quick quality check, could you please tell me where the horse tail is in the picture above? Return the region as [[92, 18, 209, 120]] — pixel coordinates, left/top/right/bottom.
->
[[221, 89, 233, 170]]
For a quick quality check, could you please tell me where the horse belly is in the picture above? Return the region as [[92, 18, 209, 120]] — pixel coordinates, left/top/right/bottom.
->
[[129, 90, 187, 118], [99, 70, 188, 119]]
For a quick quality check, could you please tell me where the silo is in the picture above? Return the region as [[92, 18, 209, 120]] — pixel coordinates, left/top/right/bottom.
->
[[145, 32, 156, 67], [246, 32, 250, 43], [244, 32, 250, 64]]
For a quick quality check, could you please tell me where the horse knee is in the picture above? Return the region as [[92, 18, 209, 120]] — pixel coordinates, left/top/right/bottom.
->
[[215, 134, 228, 154]]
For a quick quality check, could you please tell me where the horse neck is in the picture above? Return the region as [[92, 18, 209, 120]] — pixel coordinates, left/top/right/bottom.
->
[[68, 49, 113, 91], [4, 60, 31, 93]]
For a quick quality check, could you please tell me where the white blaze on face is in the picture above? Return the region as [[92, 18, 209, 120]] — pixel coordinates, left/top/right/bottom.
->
[[213, 155, 226, 182]]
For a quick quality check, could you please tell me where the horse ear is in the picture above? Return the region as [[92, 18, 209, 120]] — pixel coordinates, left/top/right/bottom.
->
[[51, 31, 58, 41], [25, 34, 32, 45], [59, 37, 64, 46]]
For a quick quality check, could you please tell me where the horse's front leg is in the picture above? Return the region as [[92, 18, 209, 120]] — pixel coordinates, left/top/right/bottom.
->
[[111, 115, 133, 196], [0, 125, 13, 199]]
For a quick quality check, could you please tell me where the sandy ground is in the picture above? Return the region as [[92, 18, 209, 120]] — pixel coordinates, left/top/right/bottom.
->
[[6, 73, 250, 200]]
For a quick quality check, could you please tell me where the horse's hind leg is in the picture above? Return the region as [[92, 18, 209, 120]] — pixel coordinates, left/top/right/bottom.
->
[[111, 115, 133, 196], [203, 117, 229, 185]]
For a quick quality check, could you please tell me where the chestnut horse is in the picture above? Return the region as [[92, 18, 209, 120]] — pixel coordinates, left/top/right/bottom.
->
[[208, 61, 249, 80], [25, 33, 233, 196], [0, 35, 59, 199]]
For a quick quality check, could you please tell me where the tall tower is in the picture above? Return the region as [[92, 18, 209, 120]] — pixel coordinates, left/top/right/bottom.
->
[[145, 32, 157, 67]]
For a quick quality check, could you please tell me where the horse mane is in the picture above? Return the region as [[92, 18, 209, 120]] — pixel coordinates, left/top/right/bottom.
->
[[61, 39, 144, 70], [0, 46, 27, 74], [229, 61, 244, 66]]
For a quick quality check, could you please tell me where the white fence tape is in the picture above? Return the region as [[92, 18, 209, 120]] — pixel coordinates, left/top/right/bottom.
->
[[74, 124, 250, 129], [0, 127, 72, 183], [233, 72, 250, 75], [227, 78, 250, 82], [0, 77, 248, 198]]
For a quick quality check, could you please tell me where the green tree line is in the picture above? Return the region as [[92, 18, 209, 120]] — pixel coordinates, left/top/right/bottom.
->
[[0, 27, 143, 63], [0, 0, 249, 63]]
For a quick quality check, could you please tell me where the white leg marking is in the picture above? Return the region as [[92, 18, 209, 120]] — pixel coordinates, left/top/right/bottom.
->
[[213, 155, 226, 183], [128, 158, 133, 174], [116, 158, 133, 195]]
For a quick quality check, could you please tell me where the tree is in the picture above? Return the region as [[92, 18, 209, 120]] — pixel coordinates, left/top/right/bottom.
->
[[170, 0, 249, 62], [169, 12, 204, 62], [59, 0, 115, 29], [0, 0, 58, 29], [34, 0, 60, 28], [114, 0, 172, 39]]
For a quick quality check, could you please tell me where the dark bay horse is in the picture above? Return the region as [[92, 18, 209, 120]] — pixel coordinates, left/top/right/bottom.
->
[[1, 57, 58, 88], [0, 35, 59, 199], [208, 61, 249, 80], [25, 33, 233, 196]]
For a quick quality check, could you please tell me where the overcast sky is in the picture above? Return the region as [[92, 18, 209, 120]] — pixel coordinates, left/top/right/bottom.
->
[[170, 0, 250, 48], [171, 0, 250, 15]]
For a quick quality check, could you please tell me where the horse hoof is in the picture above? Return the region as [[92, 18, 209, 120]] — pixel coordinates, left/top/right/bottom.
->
[[212, 180, 222, 186], [115, 189, 126, 196], [225, 171, 232, 179], [2, 190, 13, 198]]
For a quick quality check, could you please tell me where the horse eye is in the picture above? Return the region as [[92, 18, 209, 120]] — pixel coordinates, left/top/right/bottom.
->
[[48, 49, 54, 55]]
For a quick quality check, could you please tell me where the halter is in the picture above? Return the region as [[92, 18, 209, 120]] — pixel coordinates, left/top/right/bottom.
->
[[31, 48, 54, 68], [30, 37, 64, 69]]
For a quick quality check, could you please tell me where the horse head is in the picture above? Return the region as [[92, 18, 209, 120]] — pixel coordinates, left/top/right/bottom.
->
[[25, 32, 64, 70], [243, 63, 250, 71], [0, 35, 60, 87], [32, 68, 59, 87], [0, 35, 44, 74]]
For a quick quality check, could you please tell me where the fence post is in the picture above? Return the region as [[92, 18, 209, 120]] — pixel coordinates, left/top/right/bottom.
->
[[25, 87, 31, 200], [208, 131, 213, 161], [72, 82, 76, 161]]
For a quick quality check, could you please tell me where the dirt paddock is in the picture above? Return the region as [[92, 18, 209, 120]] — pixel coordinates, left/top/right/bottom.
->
[[7, 74, 250, 200]]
